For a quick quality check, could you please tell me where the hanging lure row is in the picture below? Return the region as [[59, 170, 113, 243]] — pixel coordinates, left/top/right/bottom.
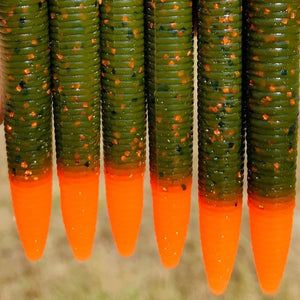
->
[[49, 0, 101, 261], [145, 0, 194, 268], [100, 0, 146, 256], [245, 0, 299, 294], [0, 2, 299, 295], [197, 0, 244, 294], [0, 0, 53, 260]]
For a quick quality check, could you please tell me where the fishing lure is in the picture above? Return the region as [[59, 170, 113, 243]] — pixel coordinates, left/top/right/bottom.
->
[[49, 0, 101, 261], [197, 0, 244, 294], [145, 0, 194, 268], [246, 0, 299, 294], [100, 0, 146, 256], [0, 0, 53, 260]]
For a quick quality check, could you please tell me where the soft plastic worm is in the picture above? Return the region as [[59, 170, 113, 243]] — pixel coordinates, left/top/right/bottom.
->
[[100, 0, 146, 257], [197, 0, 244, 294], [49, 0, 101, 261], [145, 0, 194, 268], [245, 0, 299, 294], [0, 0, 53, 260]]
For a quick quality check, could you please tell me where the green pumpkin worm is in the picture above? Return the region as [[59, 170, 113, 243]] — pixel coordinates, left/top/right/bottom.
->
[[0, 0, 52, 261], [145, 0, 193, 268], [197, 0, 244, 294], [245, 0, 299, 294], [100, 0, 146, 256], [48, 0, 101, 261]]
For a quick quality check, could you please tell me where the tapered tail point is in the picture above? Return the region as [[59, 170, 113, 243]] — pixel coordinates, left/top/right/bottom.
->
[[199, 198, 242, 295], [105, 170, 144, 257], [58, 170, 99, 261], [10, 175, 52, 261], [248, 198, 295, 295], [152, 180, 192, 269]]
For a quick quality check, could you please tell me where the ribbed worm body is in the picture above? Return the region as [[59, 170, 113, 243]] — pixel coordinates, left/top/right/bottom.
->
[[0, 0, 53, 260], [145, 0, 194, 268], [100, 0, 146, 256], [49, 0, 101, 261], [197, 0, 244, 294], [245, 0, 299, 294]]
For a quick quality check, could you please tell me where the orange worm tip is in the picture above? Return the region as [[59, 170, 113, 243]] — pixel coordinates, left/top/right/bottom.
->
[[58, 169, 99, 261], [105, 169, 144, 257], [248, 197, 295, 295], [9, 174, 52, 261], [151, 179, 192, 269], [199, 198, 242, 295]]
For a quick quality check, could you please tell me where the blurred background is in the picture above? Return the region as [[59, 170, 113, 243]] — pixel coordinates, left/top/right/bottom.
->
[[0, 41, 300, 299]]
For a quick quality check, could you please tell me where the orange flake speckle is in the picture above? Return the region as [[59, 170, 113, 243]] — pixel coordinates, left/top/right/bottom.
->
[[204, 64, 211, 72], [21, 162, 28, 168], [174, 115, 183, 123], [114, 132, 121, 139], [209, 106, 218, 113], [262, 114, 269, 120], [178, 70, 184, 77], [56, 53, 63, 60], [221, 36, 231, 45], [214, 129, 221, 136]]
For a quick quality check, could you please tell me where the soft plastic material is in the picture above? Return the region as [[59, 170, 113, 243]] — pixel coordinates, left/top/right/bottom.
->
[[248, 198, 295, 294], [105, 170, 144, 257], [199, 198, 242, 295], [10, 175, 52, 261], [58, 170, 99, 261], [152, 180, 192, 269]]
